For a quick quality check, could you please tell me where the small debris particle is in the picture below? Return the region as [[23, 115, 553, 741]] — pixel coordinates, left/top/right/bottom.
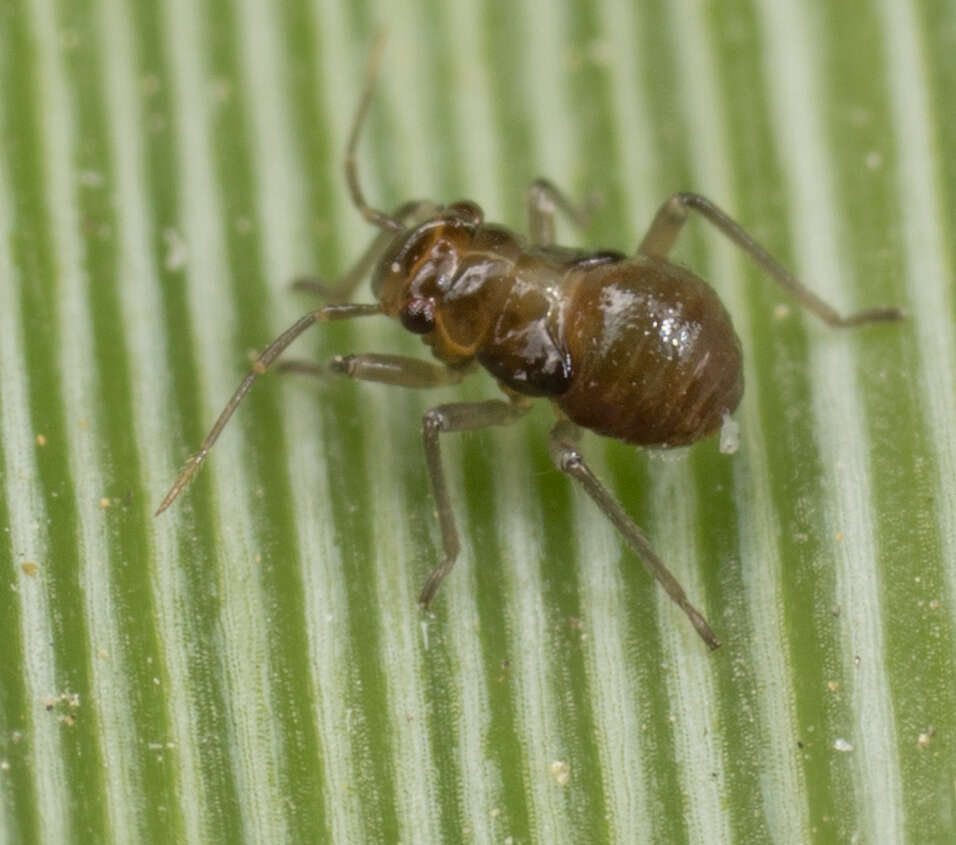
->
[[917, 728, 935, 750], [550, 760, 571, 786], [163, 228, 188, 271], [772, 303, 791, 321], [854, 655, 861, 668], [44, 691, 80, 721], [834, 531, 845, 543], [59, 28, 81, 49], [209, 77, 233, 104], [489, 807, 501, 819], [78, 170, 105, 188], [21, 562, 39, 577], [831, 603, 841, 617], [569, 617, 584, 631], [833, 738, 854, 753], [35, 433, 47, 446], [141, 74, 161, 96], [827, 680, 840, 693], [864, 151, 883, 170], [929, 599, 940, 611], [0, 760, 9, 771], [99, 497, 111, 509], [719, 411, 740, 454]]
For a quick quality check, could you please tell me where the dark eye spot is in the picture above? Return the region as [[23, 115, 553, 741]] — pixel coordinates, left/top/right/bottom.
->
[[400, 298, 435, 334]]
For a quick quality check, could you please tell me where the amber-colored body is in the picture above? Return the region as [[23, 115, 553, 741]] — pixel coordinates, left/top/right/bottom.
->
[[157, 39, 903, 650], [375, 202, 743, 448]]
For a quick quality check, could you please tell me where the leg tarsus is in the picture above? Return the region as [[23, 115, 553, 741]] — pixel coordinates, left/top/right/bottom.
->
[[275, 358, 327, 377], [548, 420, 720, 650], [290, 276, 336, 298]]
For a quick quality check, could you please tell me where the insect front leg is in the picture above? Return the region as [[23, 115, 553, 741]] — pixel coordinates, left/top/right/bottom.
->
[[638, 192, 904, 327], [293, 200, 438, 302], [419, 398, 532, 607], [547, 419, 721, 650], [526, 178, 600, 246], [291, 228, 395, 301]]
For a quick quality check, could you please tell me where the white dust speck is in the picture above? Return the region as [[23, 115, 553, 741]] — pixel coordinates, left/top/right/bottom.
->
[[550, 760, 570, 786], [719, 412, 740, 454], [163, 228, 188, 271]]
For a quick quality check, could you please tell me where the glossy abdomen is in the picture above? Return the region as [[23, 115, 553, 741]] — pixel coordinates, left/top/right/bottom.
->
[[557, 255, 744, 447]]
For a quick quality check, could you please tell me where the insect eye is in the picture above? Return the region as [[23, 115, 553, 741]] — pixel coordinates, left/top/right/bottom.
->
[[400, 297, 435, 334]]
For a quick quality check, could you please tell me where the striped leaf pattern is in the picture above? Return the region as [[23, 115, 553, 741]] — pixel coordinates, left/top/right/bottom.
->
[[1, 0, 953, 842]]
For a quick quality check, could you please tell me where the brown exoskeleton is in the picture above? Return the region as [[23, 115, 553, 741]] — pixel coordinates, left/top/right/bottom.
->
[[156, 38, 904, 650]]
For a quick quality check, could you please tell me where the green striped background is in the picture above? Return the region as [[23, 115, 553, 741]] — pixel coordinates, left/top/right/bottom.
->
[[1, 0, 954, 842]]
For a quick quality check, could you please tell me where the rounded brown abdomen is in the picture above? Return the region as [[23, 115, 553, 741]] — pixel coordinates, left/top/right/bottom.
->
[[556, 256, 744, 447]]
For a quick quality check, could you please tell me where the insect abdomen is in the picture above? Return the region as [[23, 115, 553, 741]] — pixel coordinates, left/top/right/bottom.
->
[[556, 256, 744, 447]]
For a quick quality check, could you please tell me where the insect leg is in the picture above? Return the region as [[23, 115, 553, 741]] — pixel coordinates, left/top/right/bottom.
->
[[293, 200, 438, 301], [276, 353, 468, 386], [526, 178, 600, 246], [548, 419, 721, 650], [291, 227, 397, 301], [329, 354, 467, 388], [274, 359, 327, 377], [155, 302, 382, 515], [419, 398, 532, 607], [639, 193, 904, 327]]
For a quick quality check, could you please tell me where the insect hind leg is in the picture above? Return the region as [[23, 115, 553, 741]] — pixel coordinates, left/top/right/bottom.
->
[[638, 192, 904, 328], [548, 419, 720, 650]]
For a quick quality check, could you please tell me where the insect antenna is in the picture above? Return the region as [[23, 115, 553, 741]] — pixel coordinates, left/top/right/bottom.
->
[[344, 30, 404, 233], [155, 303, 381, 515]]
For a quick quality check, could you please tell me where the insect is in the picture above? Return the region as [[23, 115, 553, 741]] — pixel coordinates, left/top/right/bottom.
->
[[156, 38, 904, 650]]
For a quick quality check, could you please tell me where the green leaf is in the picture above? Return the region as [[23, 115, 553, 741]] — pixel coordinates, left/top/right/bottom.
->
[[2, 0, 954, 842]]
